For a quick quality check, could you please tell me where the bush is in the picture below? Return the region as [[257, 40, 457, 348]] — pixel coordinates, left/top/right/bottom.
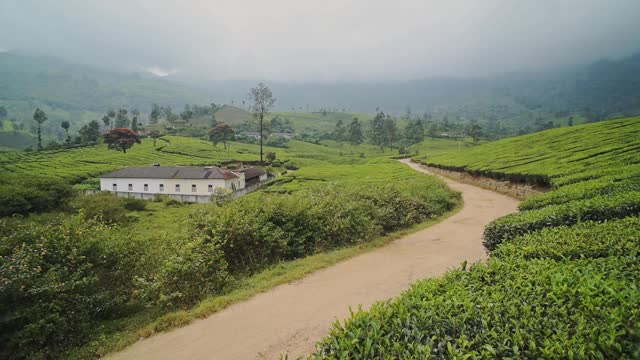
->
[[0, 177, 74, 217], [71, 193, 136, 224], [314, 256, 640, 359], [191, 182, 458, 275], [483, 191, 640, 251], [520, 177, 640, 211], [123, 198, 147, 211], [134, 236, 229, 308], [0, 215, 143, 359], [494, 217, 640, 261]]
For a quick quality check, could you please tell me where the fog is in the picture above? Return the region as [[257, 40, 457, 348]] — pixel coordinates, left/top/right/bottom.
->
[[2, 0, 640, 81]]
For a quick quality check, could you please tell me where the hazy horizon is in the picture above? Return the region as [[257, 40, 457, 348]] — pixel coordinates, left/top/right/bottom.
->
[[2, 0, 640, 82]]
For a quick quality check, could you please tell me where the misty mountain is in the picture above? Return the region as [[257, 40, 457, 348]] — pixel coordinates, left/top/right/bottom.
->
[[2, 51, 640, 138]]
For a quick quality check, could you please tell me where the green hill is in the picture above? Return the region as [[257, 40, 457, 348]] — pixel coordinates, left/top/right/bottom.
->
[[418, 116, 640, 186], [315, 117, 640, 358]]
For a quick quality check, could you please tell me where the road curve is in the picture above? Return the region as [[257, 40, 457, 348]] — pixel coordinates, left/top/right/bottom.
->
[[108, 159, 519, 360]]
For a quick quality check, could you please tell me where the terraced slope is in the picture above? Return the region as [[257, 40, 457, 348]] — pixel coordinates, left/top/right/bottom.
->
[[419, 117, 640, 186], [315, 117, 640, 359]]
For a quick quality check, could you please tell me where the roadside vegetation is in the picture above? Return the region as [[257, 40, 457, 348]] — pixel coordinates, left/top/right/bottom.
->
[[313, 117, 640, 359], [0, 131, 461, 359]]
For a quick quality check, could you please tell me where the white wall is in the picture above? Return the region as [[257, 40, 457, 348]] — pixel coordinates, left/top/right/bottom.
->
[[100, 177, 243, 196]]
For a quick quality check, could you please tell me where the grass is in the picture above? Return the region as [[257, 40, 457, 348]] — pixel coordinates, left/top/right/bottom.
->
[[68, 198, 464, 359]]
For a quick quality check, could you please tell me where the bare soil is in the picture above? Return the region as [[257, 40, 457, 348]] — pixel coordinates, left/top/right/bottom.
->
[[108, 159, 519, 360]]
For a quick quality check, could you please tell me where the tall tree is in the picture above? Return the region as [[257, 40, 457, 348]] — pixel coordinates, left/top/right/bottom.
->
[[103, 128, 141, 153], [131, 116, 139, 132], [107, 109, 116, 129], [114, 109, 130, 128], [60, 121, 71, 143], [404, 119, 424, 145], [33, 108, 47, 150], [348, 117, 364, 145], [383, 115, 398, 150], [333, 119, 346, 142], [0, 106, 7, 119], [248, 83, 276, 164], [368, 112, 386, 151], [208, 123, 235, 149], [149, 103, 161, 124], [79, 120, 101, 143], [102, 115, 111, 130], [465, 120, 483, 143]]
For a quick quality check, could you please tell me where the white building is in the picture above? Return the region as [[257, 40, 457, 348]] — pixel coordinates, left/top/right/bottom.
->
[[99, 166, 245, 197]]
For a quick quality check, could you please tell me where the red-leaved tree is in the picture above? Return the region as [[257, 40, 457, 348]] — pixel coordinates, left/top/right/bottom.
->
[[103, 128, 141, 153]]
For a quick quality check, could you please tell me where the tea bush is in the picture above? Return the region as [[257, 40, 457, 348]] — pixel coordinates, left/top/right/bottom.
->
[[0, 215, 144, 359], [494, 217, 640, 261], [187, 180, 458, 276], [0, 177, 73, 216], [314, 256, 640, 359], [71, 193, 136, 224], [483, 191, 640, 251], [520, 177, 640, 211]]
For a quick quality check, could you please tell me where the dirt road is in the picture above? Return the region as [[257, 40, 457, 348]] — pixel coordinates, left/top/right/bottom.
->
[[108, 160, 519, 360]]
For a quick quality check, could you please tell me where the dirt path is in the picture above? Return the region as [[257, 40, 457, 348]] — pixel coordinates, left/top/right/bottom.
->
[[108, 160, 519, 360]]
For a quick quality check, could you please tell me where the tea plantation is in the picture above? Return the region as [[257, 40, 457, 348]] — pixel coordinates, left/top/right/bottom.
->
[[314, 117, 640, 359], [0, 136, 462, 359]]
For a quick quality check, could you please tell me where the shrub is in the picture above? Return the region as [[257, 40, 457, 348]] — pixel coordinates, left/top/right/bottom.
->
[[0, 215, 143, 359], [494, 217, 640, 261], [483, 191, 640, 251], [71, 193, 134, 224], [134, 236, 229, 308], [123, 198, 147, 211], [164, 198, 183, 207], [0, 177, 74, 217], [314, 256, 640, 359], [520, 177, 640, 211]]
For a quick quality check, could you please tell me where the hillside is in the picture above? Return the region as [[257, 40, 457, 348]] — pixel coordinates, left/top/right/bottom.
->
[[316, 118, 640, 358], [0, 52, 209, 132], [418, 117, 640, 185]]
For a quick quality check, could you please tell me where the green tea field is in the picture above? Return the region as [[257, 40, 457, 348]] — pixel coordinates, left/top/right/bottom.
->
[[315, 117, 640, 359]]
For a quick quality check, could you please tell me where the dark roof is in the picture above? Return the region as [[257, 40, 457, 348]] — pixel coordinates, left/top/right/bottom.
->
[[100, 166, 238, 180], [237, 167, 266, 180]]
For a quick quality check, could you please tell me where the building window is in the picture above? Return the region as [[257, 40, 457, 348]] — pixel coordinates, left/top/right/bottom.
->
[[128, 184, 133, 191], [159, 184, 164, 192], [208, 184, 213, 193], [175, 184, 180, 192], [113, 184, 117, 191], [192, 184, 197, 192], [231, 183, 236, 191], [144, 184, 149, 191]]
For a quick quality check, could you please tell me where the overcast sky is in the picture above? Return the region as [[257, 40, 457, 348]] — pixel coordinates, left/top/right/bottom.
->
[[2, 0, 640, 81]]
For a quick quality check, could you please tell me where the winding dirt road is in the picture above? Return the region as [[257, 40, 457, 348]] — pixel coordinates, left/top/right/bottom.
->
[[108, 160, 519, 360]]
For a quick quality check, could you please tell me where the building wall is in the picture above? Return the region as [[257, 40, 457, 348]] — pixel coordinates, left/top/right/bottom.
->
[[100, 175, 244, 196]]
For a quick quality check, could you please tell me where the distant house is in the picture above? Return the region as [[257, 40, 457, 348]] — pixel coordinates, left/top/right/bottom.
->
[[237, 167, 268, 186], [270, 132, 295, 139], [243, 132, 262, 139], [99, 166, 246, 196]]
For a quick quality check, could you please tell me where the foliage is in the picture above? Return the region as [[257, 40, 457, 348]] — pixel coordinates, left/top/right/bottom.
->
[[78, 119, 101, 143], [493, 217, 640, 261], [314, 256, 640, 359], [103, 127, 141, 153], [315, 118, 640, 358], [208, 123, 235, 149], [0, 177, 73, 216], [265, 135, 289, 148], [71, 193, 142, 224], [0, 215, 144, 359], [483, 191, 640, 250], [419, 117, 640, 186]]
